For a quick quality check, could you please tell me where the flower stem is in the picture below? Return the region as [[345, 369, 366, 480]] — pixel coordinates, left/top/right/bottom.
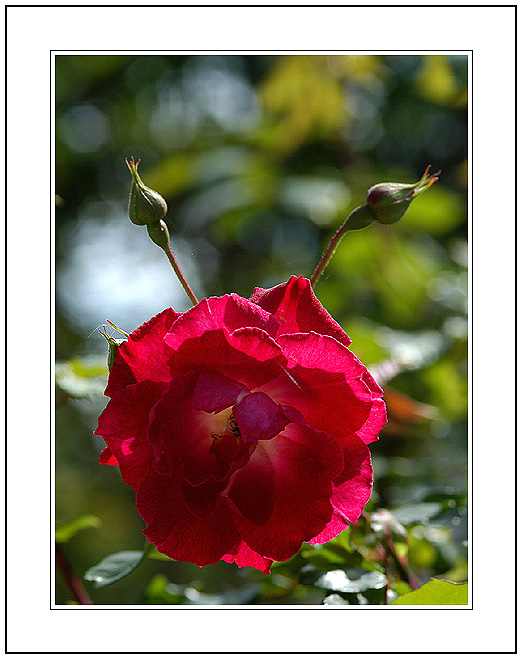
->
[[310, 218, 351, 288], [163, 245, 199, 306], [55, 542, 93, 605]]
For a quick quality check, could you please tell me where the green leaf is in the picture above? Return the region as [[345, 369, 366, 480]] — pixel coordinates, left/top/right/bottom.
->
[[301, 567, 387, 593], [142, 575, 185, 605], [55, 515, 101, 543], [84, 550, 144, 588], [301, 542, 362, 571], [148, 547, 175, 561], [391, 578, 467, 605]]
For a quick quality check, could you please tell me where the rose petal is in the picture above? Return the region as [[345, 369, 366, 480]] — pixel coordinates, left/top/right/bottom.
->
[[137, 467, 240, 566], [105, 308, 179, 397], [278, 332, 366, 381], [233, 391, 289, 443], [308, 512, 350, 544], [227, 429, 333, 561], [181, 477, 226, 519], [227, 442, 275, 526], [308, 435, 373, 543], [147, 371, 211, 477], [166, 294, 279, 352], [250, 275, 350, 346], [99, 447, 119, 466], [261, 370, 373, 441], [356, 398, 388, 444], [260, 333, 387, 442], [192, 371, 248, 414], [168, 327, 285, 389], [282, 422, 343, 480], [331, 434, 373, 524], [183, 432, 250, 486], [220, 541, 273, 574], [95, 380, 166, 489], [182, 436, 222, 486]]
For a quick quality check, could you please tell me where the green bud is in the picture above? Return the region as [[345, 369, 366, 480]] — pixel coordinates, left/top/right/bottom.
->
[[343, 204, 375, 230], [147, 219, 171, 252], [126, 157, 168, 226], [366, 166, 439, 225]]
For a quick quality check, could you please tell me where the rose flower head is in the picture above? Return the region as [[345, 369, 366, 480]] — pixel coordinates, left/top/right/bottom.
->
[[95, 276, 387, 573]]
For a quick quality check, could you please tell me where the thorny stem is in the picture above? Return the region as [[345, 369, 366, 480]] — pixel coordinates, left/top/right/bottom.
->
[[55, 542, 93, 605], [163, 245, 199, 306], [310, 218, 352, 288]]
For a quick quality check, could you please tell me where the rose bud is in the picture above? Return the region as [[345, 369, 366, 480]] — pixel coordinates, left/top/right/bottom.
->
[[343, 204, 376, 231], [126, 157, 168, 226], [366, 166, 439, 225]]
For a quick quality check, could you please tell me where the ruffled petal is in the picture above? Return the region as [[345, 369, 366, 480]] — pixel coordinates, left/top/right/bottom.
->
[[356, 398, 388, 444], [168, 327, 285, 389], [105, 308, 179, 397], [260, 333, 387, 442], [220, 541, 273, 574], [227, 427, 333, 561], [331, 434, 373, 524], [137, 467, 240, 566], [250, 275, 350, 346], [95, 380, 166, 489], [308, 435, 373, 543], [165, 294, 279, 352]]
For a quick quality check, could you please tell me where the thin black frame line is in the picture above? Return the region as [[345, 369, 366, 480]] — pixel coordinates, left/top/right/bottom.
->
[[6, 648, 522, 657], [4, 3, 520, 7]]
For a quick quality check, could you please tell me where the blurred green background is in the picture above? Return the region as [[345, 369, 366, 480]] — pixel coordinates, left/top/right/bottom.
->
[[55, 54, 468, 605]]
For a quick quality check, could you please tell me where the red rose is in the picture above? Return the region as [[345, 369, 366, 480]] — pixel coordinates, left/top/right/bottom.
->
[[95, 276, 387, 573]]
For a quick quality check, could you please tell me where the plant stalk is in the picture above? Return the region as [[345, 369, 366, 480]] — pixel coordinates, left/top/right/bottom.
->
[[55, 542, 93, 605], [310, 219, 351, 288], [163, 246, 199, 306]]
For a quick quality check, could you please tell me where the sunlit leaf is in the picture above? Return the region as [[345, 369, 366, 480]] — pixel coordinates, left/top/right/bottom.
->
[[55, 357, 108, 399], [84, 550, 144, 588], [55, 514, 101, 543], [301, 567, 387, 593], [391, 578, 467, 605], [391, 502, 443, 525], [323, 593, 350, 606], [142, 575, 260, 605]]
